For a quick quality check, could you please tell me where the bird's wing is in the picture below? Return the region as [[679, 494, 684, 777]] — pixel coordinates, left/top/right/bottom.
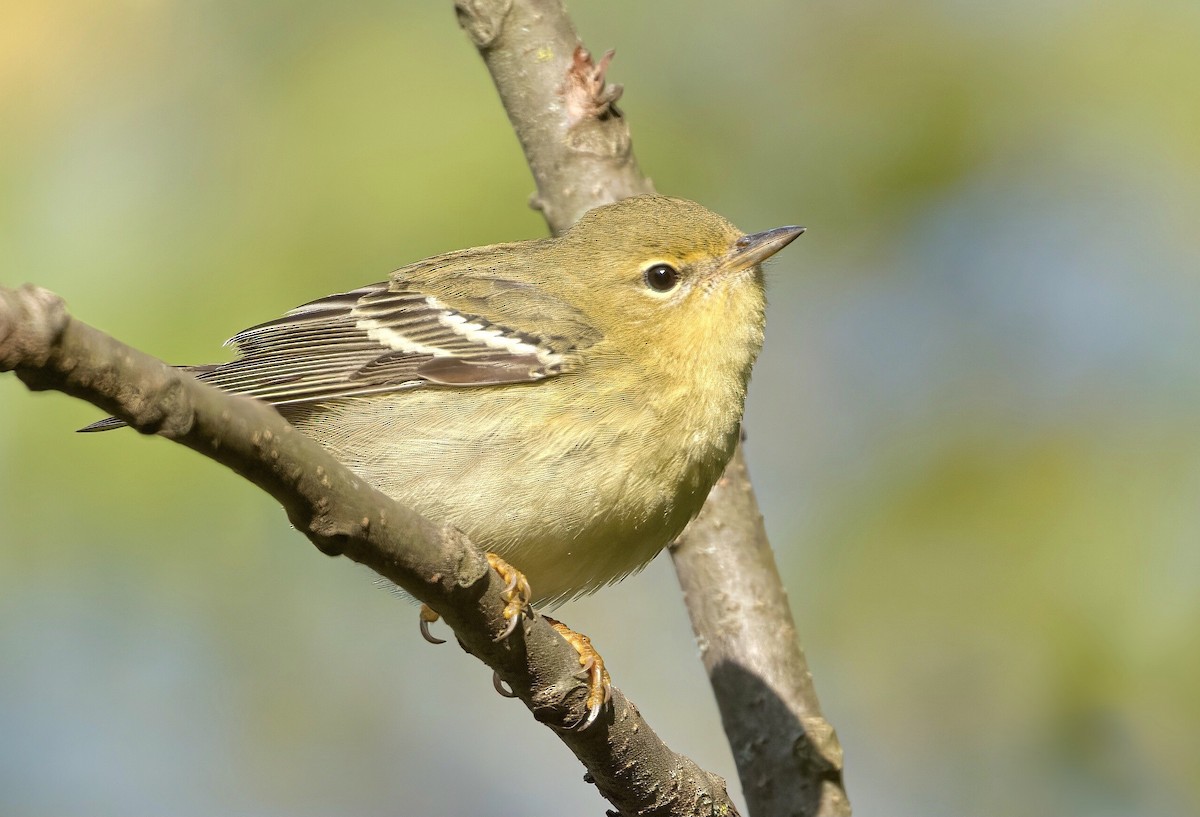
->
[[195, 269, 600, 407], [77, 247, 600, 429], [79, 255, 603, 431]]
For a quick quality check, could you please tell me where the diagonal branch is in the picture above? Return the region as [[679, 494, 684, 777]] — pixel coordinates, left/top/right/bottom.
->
[[454, 0, 653, 234], [0, 283, 736, 816], [673, 448, 850, 816], [452, 1, 850, 814]]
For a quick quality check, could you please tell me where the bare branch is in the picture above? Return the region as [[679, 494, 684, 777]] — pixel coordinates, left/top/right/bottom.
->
[[454, 0, 653, 235], [454, 1, 850, 814], [0, 283, 736, 817], [673, 448, 850, 816]]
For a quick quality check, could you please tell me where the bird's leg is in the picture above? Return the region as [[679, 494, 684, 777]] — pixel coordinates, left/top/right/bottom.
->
[[544, 616, 613, 730], [486, 552, 533, 641]]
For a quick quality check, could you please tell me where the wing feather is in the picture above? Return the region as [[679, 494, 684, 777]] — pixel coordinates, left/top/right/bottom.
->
[[81, 256, 602, 431], [198, 278, 588, 403]]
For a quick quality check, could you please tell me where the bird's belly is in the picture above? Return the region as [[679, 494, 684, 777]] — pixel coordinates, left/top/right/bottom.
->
[[285, 390, 724, 605]]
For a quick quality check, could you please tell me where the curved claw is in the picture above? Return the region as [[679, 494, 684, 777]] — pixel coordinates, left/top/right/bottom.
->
[[546, 616, 612, 731], [582, 699, 603, 730], [419, 604, 447, 645], [574, 654, 596, 679], [494, 608, 524, 642], [493, 671, 518, 698], [576, 650, 611, 730]]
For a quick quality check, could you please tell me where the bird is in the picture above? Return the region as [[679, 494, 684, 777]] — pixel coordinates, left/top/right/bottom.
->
[[85, 194, 803, 724]]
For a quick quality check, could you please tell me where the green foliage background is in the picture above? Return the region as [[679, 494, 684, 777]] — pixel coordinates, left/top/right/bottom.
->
[[2, 2, 1197, 815]]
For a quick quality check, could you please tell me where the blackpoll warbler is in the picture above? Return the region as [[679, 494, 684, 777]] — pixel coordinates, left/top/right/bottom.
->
[[89, 194, 803, 721]]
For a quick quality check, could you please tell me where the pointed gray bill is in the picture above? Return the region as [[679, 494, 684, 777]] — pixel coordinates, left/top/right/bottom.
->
[[726, 225, 806, 270]]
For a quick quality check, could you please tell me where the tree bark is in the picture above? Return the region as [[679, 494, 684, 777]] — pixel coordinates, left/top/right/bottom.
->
[[673, 448, 849, 816]]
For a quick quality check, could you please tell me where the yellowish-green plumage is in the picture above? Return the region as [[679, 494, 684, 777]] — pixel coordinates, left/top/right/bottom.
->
[[90, 195, 803, 604]]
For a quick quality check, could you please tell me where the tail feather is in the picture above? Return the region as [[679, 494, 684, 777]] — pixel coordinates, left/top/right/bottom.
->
[[78, 416, 130, 433]]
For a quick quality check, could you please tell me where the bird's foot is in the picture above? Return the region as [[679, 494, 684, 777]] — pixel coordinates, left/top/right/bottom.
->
[[416, 553, 532, 645], [545, 616, 612, 730], [487, 552, 533, 641]]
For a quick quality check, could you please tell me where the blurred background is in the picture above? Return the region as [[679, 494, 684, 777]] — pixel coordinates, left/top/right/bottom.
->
[[2, 1, 1197, 815]]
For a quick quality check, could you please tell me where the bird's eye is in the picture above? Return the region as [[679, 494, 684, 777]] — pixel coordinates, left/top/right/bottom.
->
[[643, 263, 680, 293]]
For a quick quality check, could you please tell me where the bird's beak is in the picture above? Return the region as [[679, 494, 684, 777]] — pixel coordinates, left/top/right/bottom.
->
[[725, 225, 806, 271]]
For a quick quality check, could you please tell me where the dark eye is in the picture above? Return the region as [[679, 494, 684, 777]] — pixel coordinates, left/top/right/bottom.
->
[[643, 263, 680, 292]]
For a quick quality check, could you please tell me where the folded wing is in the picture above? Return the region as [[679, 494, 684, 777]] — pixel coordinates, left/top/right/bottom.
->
[[80, 261, 601, 432]]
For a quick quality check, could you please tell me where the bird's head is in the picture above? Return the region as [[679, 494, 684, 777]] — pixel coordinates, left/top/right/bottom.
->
[[556, 195, 803, 378]]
